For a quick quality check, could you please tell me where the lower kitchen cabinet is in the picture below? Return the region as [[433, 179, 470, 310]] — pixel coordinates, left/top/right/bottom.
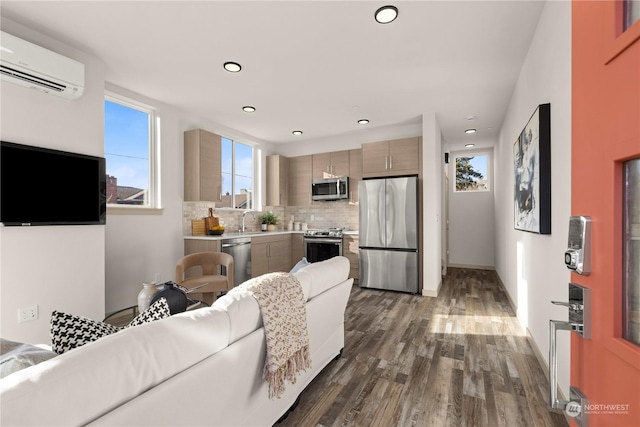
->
[[342, 234, 359, 284], [291, 233, 305, 269], [184, 239, 221, 255], [251, 234, 291, 277]]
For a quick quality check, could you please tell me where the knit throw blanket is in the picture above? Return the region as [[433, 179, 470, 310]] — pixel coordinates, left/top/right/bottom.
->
[[230, 271, 311, 399]]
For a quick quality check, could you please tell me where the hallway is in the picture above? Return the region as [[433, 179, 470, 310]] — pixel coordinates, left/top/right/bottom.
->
[[279, 268, 568, 427]]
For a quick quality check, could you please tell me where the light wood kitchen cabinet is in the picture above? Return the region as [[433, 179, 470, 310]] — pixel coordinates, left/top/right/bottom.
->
[[251, 234, 291, 277], [266, 155, 288, 206], [184, 239, 222, 255], [348, 148, 362, 204], [291, 233, 305, 269], [312, 150, 350, 179], [362, 137, 420, 178], [184, 129, 222, 202], [342, 234, 359, 284], [288, 155, 313, 206]]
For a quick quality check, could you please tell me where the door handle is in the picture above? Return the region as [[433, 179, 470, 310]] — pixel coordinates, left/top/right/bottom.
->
[[389, 155, 393, 169], [549, 319, 573, 410], [548, 283, 591, 425], [551, 301, 584, 312]]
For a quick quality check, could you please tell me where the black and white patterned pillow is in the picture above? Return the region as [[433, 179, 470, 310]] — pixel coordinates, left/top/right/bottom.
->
[[50, 298, 170, 354], [127, 298, 171, 327]]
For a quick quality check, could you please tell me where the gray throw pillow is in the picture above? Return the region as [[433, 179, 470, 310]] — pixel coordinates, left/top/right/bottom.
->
[[290, 257, 310, 273], [0, 338, 58, 378]]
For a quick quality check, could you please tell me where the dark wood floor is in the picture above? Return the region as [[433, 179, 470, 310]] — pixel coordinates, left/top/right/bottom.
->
[[279, 268, 569, 427]]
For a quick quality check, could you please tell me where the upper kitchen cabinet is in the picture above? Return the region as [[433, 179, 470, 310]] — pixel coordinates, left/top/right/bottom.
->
[[348, 148, 362, 204], [288, 155, 313, 206], [266, 155, 288, 206], [362, 137, 420, 178], [312, 150, 350, 179], [184, 129, 222, 202]]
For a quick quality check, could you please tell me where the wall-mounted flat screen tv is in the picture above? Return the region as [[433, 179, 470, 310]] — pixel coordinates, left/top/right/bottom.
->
[[0, 141, 106, 226]]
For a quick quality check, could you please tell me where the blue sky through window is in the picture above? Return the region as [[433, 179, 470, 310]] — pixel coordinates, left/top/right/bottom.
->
[[104, 100, 149, 190], [470, 155, 487, 178], [221, 137, 253, 200]]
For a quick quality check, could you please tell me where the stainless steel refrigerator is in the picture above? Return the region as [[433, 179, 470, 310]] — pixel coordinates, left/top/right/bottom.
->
[[359, 176, 419, 293]]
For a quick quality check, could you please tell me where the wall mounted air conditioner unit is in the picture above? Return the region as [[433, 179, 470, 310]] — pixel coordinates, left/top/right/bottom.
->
[[0, 31, 84, 100]]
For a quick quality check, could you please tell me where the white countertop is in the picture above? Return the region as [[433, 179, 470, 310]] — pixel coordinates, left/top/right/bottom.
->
[[185, 230, 304, 241], [184, 230, 358, 240]]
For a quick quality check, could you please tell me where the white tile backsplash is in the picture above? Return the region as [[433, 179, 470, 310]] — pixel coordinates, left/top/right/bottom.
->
[[183, 200, 359, 235]]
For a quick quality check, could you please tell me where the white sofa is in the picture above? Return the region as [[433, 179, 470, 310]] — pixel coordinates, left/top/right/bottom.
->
[[0, 256, 353, 427]]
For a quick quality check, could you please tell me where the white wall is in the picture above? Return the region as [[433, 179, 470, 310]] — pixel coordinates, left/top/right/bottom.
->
[[494, 0, 572, 396], [0, 19, 106, 344], [448, 147, 495, 269], [103, 85, 270, 314], [0, 18, 275, 333], [422, 113, 442, 296]]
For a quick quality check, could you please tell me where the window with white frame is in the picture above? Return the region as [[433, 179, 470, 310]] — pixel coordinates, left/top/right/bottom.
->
[[220, 137, 254, 210], [104, 94, 159, 208], [454, 153, 490, 192]]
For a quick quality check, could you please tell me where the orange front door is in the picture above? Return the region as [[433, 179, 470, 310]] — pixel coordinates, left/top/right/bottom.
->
[[571, 1, 640, 426]]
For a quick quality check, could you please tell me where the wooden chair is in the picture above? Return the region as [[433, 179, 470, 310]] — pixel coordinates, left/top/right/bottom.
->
[[175, 252, 234, 305]]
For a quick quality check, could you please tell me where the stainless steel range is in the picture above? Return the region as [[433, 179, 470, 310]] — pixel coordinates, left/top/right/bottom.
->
[[304, 228, 344, 263]]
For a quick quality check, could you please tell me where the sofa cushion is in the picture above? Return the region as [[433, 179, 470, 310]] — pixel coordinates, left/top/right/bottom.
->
[[213, 288, 262, 344], [214, 257, 349, 345], [0, 338, 57, 378], [1, 306, 231, 427], [50, 298, 170, 354], [294, 256, 350, 300]]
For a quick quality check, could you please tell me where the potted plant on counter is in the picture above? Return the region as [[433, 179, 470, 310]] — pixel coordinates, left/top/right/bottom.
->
[[259, 211, 279, 232]]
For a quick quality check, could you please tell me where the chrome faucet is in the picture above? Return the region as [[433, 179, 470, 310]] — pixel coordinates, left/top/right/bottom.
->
[[241, 210, 255, 233]]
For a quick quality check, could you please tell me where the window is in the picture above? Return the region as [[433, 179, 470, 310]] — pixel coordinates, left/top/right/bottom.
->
[[220, 137, 254, 210], [624, 0, 640, 31], [623, 158, 640, 346], [104, 94, 158, 209], [454, 153, 490, 192]]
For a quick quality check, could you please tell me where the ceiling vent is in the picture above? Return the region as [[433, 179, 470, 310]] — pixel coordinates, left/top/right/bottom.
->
[[0, 31, 84, 100]]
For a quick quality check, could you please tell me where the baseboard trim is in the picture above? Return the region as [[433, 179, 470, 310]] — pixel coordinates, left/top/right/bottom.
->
[[421, 279, 441, 297], [448, 263, 495, 271], [494, 271, 568, 404]]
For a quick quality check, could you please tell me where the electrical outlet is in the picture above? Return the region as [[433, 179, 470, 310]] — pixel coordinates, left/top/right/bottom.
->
[[18, 305, 39, 323]]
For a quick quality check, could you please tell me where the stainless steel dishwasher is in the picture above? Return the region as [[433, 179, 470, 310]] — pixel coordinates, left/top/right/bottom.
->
[[222, 237, 252, 287]]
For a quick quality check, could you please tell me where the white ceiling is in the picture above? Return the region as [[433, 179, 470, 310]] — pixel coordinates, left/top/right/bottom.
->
[[0, 1, 545, 149]]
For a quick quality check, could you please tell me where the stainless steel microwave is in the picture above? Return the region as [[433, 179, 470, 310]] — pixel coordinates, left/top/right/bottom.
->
[[311, 177, 349, 201]]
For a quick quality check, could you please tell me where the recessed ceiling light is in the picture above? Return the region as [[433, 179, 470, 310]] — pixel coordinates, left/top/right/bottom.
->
[[242, 106, 256, 113], [223, 62, 242, 73], [358, 119, 370, 125], [375, 5, 398, 24], [292, 130, 303, 136], [465, 129, 477, 134], [465, 144, 475, 148]]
